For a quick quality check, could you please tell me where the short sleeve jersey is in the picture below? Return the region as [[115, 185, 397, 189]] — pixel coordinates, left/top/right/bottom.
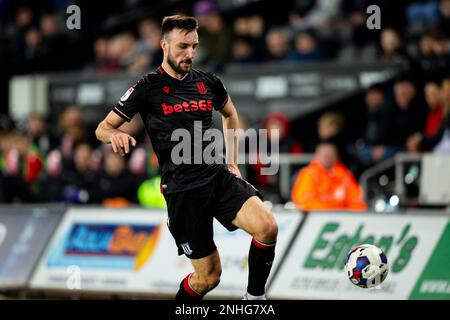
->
[[112, 66, 229, 194]]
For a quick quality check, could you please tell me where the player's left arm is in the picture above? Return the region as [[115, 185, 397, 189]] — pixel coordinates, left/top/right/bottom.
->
[[218, 96, 241, 177]]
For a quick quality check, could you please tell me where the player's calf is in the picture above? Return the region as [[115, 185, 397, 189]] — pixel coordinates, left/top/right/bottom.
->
[[231, 196, 279, 298], [246, 236, 276, 298], [247, 210, 278, 299], [175, 271, 221, 300]]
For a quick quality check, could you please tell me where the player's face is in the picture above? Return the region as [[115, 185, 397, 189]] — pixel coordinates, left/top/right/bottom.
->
[[163, 28, 198, 75]]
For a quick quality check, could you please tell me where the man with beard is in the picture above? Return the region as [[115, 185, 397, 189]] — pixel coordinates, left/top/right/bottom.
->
[[95, 15, 278, 300]]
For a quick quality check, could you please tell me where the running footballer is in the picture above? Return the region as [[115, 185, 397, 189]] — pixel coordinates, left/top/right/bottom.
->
[[95, 15, 278, 300]]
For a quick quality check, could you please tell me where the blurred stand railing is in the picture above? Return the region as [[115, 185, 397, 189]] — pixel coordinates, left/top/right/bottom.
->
[[242, 152, 449, 209], [238, 153, 314, 202], [359, 153, 450, 209], [276, 153, 314, 201]]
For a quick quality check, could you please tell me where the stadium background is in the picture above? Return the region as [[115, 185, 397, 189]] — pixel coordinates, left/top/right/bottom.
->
[[0, 0, 449, 300]]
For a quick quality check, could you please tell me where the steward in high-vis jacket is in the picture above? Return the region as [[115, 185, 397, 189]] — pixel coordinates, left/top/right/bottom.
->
[[291, 142, 367, 211]]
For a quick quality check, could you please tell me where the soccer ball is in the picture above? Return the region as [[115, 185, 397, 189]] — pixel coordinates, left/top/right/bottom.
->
[[344, 244, 389, 288]]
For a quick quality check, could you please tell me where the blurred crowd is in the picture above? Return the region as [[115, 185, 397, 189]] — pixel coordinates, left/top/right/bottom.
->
[[3, 72, 447, 205], [0, 106, 162, 205], [0, 0, 449, 74], [242, 74, 450, 205], [1, 0, 450, 207]]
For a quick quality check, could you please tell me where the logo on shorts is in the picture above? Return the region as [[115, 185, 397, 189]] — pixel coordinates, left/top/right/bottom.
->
[[180, 242, 193, 256]]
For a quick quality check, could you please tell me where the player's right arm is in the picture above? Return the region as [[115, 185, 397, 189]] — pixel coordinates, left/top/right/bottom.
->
[[96, 78, 148, 156], [95, 111, 136, 157]]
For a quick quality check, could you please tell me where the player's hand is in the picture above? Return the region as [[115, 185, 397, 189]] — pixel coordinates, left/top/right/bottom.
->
[[228, 163, 242, 178], [110, 131, 137, 156]]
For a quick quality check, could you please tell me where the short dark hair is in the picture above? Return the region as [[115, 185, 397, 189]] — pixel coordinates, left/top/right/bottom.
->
[[161, 15, 198, 38], [367, 82, 384, 93]]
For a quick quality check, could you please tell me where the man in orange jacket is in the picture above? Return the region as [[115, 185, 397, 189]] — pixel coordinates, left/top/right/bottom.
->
[[291, 142, 367, 211]]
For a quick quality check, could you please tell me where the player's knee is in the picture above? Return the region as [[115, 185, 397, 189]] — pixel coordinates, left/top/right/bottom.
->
[[265, 215, 278, 239], [195, 266, 221, 292], [198, 273, 220, 292], [257, 214, 278, 242], [206, 273, 221, 290]]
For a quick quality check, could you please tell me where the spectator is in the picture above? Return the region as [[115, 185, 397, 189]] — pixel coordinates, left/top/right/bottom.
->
[[439, 0, 450, 36], [23, 28, 45, 63], [97, 149, 137, 206], [231, 37, 258, 64], [288, 30, 327, 62], [136, 18, 161, 54], [423, 81, 444, 137], [249, 112, 303, 202], [40, 13, 70, 70], [85, 37, 121, 74], [233, 15, 266, 61], [414, 32, 444, 82], [193, 0, 232, 71], [389, 78, 426, 149], [130, 18, 163, 72], [0, 131, 43, 202], [407, 76, 450, 153], [264, 28, 292, 62], [247, 15, 267, 57], [35, 149, 65, 202], [420, 32, 435, 58], [9, 6, 35, 62], [307, 111, 347, 159], [26, 114, 58, 154], [59, 143, 98, 203], [265, 112, 303, 154], [341, 0, 379, 49], [109, 32, 139, 71], [59, 105, 85, 132], [350, 85, 393, 168], [378, 28, 409, 64], [291, 141, 367, 211], [360, 85, 392, 145], [234, 16, 249, 37], [413, 30, 450, 81], [318, 112, 345, 141], [57, 105, 90, 170]]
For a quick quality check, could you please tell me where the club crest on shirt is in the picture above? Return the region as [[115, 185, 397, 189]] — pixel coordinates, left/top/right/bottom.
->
[[196, 82, 207, 94], [120, 87, 134, 101]]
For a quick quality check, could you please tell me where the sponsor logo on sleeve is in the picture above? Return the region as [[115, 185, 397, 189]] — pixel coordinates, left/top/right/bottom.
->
[[120, 87, 134, 102]]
